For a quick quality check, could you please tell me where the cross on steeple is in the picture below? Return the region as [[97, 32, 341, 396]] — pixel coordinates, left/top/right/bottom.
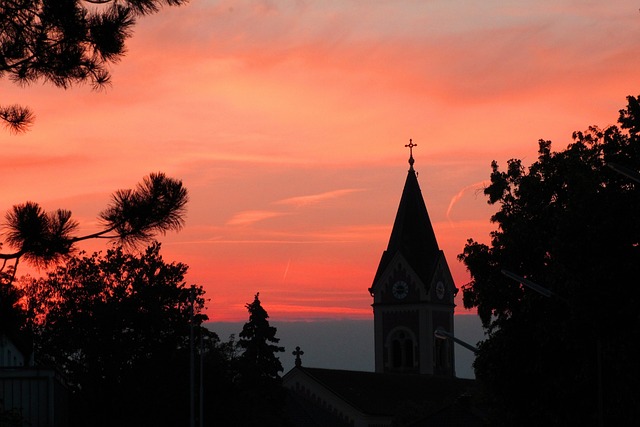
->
[[292, 346, 304, 367], [405, 139, 417, 170]]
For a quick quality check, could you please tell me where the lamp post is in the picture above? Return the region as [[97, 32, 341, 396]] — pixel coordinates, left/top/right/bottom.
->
[[500, 269, 566, 302], [189, 285, 196, 427], [434, 328, 478, 354], [606, 162, 640, 184]]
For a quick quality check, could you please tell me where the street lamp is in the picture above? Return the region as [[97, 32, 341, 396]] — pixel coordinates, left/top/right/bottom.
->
[[189, 285, 195, 427], [606, 162, 640, 184], [500, 269, 566, 301], [434, 328, 478, 354]]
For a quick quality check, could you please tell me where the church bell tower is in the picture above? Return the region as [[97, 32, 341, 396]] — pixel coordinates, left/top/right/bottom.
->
[[369, 141, 457, 376]]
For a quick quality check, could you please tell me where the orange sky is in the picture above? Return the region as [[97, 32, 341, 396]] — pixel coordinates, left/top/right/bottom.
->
[[3, 0, 639, 321]]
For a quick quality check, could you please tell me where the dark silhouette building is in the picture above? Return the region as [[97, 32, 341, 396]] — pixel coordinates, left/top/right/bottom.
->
[[369, 143, 457, 376], [0, 333, 69, 427]]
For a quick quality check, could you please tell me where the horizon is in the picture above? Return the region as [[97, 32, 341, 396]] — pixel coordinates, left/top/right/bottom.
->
[[4, 0, 639, 322], [208, 313, 484, 379]]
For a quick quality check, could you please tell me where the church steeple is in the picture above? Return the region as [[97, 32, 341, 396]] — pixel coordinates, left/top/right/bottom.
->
[[371, 142, 440, 290], [369, 141, 457, 376]]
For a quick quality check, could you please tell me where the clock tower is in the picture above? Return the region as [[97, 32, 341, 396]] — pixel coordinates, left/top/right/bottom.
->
[[369, 142, 457, 376]]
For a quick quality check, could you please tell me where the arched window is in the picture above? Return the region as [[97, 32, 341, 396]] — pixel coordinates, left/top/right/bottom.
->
[[387, 328, 416, 370]]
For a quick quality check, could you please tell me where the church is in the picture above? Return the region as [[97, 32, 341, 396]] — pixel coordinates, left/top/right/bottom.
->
[[283, 142, 482, 426]]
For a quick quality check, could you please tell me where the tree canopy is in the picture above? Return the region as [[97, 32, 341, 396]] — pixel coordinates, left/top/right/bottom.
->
[[0, 0, 188, 132], [459, 95, 640, 426], [8, 242, 276, 427], [23, 242, 207, 426]]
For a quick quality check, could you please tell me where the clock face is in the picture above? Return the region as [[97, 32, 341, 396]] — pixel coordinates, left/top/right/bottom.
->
[[436, 281, 445, 300], [392, 281, 409, 299]]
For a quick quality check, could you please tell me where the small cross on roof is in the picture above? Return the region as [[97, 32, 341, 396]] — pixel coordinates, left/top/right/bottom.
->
[[292, 346, 304, 367], [405, 139, 417, 169]]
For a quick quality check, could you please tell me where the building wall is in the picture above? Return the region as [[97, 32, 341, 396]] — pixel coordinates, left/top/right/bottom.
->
[[0, 369, 69, 427]]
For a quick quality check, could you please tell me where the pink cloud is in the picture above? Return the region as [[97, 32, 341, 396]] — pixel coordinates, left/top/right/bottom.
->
[[275, 189, 363, 207], [446, 181, 489, 221], [226, 210, 290, 226], [5, 0, 639, 322]]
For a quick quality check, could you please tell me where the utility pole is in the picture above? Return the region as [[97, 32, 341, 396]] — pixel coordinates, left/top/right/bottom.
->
[[189, 285, 195, 427], [200, 331, 204, 427]]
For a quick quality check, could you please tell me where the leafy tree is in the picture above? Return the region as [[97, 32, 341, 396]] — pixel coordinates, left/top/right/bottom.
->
[[0, 171, 187, 407], [1, 172, 187, 273], [236, 293, 286, 427], [0, 0, 188, 132], [23, 242, 207, 427], [458, 96, 640, 426]]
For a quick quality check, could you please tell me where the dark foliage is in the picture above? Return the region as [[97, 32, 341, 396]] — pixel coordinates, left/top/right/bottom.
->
[[0, 270, 26, 334], [6, 242, 278, 427], [0, 0, 188, 132], [459, 95, 640, 426], [0, 174, 187, 424], [23, 242, 207, 427], [98, 172, 188, 246], [1, 172, 187, 271]]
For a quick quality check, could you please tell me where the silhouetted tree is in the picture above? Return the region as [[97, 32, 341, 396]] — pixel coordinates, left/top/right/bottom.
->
[[0, 171, 187, 387], [1, 172, 187, 274], [0, 270, 25, 333], [459, 95, 640, 426], [238, 293, 285, 382], [0, 268, 35, 370], [23, 242, 206, 427], [198, 332, 244, 426], [0, 0, 188, 132], [236, 293, 286, 426]]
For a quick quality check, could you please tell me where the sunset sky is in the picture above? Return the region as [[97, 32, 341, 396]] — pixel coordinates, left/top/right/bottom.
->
[[3, 0, 639, 322]]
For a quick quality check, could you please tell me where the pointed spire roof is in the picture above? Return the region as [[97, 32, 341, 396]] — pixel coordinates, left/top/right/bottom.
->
[[372, 146, 441, 288]]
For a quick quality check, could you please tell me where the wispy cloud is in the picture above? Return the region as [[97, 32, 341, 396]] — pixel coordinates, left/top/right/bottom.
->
[[275, 189, 363, 207], [223, 189, 364, 228], [446, 181, 488, 221], [226, 210, 289, 226], [12, 0, 639, 322]]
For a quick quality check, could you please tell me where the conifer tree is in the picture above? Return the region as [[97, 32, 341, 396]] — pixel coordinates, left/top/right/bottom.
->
[[235, 293, 286, 427], [0, 172, 187, 273], [237, 293, 284, 384], [0, 0, 188, 132]]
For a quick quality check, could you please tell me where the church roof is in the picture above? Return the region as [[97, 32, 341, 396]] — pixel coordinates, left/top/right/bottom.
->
[[288, 367, 475, 418], [372, 157, 441, 289]]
